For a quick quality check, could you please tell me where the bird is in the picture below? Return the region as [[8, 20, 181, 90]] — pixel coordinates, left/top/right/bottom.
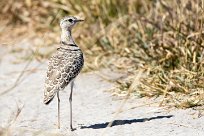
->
[[43, 16, 84, 131]]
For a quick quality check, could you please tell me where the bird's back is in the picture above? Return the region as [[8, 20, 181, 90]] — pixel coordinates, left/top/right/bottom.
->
[[44, 47, 84, 104]]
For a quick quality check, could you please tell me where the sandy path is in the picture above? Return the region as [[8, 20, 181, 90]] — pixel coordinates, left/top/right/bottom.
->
[[0, 46, 204, 136]]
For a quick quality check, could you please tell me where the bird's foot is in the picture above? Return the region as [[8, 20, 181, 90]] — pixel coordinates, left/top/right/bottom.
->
[[71, 126, 76, 131], [57, 123, 60, 129]]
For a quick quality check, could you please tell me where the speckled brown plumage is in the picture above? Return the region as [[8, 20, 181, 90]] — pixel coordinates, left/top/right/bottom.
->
[[44, 46, 83, 104]]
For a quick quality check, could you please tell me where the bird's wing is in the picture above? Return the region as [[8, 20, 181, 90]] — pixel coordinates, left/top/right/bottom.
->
[[43, 51, 83, 104], [44, 54, 64, 104]]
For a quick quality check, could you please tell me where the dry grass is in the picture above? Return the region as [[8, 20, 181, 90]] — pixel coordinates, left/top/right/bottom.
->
[[0, 0, 204, 108]]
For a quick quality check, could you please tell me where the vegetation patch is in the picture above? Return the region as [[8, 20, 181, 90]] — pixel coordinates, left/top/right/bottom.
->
[[0, 0, 204, 108]]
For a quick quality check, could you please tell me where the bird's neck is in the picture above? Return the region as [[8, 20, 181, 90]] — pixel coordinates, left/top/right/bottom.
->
[[60, 29, 75, 45]]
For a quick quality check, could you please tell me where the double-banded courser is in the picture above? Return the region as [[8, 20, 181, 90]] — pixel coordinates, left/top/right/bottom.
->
[[44, 16, 84, 131]]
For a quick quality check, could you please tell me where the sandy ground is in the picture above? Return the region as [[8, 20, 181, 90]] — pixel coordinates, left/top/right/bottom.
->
[[0, 45, 204, 136]]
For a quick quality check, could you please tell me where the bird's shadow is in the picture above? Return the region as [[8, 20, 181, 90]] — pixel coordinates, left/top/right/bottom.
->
[[80, 115, 173, 129]]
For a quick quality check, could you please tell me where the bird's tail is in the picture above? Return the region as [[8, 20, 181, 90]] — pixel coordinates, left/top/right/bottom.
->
[[44, 88, 57, 105], [44, 95, 55, 105]]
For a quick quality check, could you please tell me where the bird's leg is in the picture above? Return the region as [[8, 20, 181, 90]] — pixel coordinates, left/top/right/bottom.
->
[[57, 92, 60, 129], [69, 81, 75, 131]]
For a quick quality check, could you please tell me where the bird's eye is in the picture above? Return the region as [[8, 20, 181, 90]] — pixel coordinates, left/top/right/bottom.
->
[[68, 19, 73, 22]]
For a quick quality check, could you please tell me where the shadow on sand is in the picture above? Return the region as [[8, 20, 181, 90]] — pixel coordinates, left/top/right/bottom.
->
[[80, 115, 173, 129]]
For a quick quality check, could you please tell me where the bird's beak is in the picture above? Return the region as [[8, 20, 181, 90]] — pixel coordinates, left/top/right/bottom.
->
[[76, 19, 84, 22]]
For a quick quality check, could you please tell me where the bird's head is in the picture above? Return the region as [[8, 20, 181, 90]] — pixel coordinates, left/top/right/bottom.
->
[[60, 16, 84, 30]]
